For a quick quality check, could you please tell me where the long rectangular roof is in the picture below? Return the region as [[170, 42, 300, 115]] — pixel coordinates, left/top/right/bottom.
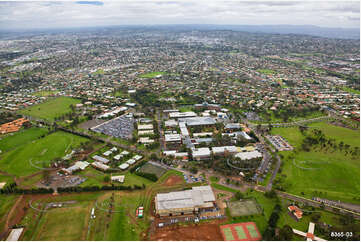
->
[[156, 185, 215, 211], [179, 117, 216, 126]]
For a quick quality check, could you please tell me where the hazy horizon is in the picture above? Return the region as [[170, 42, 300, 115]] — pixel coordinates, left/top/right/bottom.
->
[[0, 0, 359, 30]]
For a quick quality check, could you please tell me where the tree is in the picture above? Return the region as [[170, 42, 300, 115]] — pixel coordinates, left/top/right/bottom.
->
[[234, 191, 243, 200], [265, 190, 277, 199], [190, 167, 198, 174], [278, 225, 293, 241], [103, 175, 110, 183]]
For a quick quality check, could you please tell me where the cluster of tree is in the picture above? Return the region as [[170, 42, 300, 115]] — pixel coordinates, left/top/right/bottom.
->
[[264, 105, 321, 123], [0, 182, 54, 194], [57, 184, 145, 193], [134, 171, 158, 182], [262, 203, 283, 240], [299, 128, 359, 157], [132, 89, 164, 107]]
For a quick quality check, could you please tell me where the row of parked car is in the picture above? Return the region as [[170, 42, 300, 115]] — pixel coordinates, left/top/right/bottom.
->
[[183, 174, 205, 183]]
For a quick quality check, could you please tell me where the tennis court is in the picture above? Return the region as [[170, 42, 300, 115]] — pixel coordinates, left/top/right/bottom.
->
[[220, 222, 261, 241], [227, 199, 262, 217]]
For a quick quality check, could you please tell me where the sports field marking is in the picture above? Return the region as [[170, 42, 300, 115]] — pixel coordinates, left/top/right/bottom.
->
[[235, 226, 247, 240], [246, 224, 260, 238], [223, 227, 235, 240]]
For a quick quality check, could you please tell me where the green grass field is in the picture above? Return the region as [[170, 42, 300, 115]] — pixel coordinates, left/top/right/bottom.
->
[[341, 86, 360, 95], [228, 199, 262, 217], [139, 71, 166, 78], [138, 163, 167, 178], [0, 131, 88, 177], [35, 204, 90, 240], [256, 110, 325, 124], [211, 183, 239, 193], [257, 69, 277, 75], [271, 122, 360, 203], [0, 127, 48, 153], [19, 96, 81, 121], [21, 193, 101, 241], [0, 195, 18, 232]]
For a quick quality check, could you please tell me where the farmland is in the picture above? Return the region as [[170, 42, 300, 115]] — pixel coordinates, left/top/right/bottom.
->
[[0, 131, 88, 177], [271, 122, 360, 203], [19, 97, 81, 121]]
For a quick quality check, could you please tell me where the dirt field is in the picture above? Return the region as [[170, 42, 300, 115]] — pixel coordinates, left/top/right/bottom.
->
[[162, 175, 184, 186], [150, 220, 225, 241]]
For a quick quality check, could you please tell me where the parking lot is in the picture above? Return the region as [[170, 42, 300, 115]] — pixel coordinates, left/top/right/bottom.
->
[[38, 172, 86, 190], [91, 115, 134, 139], [157, 213, 225, 228], [266, 135, 293, 151], [183, 173, 205, 183]]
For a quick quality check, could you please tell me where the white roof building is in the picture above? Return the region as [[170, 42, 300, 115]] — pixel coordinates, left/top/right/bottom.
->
[[164, 119, 178, 127], [92, 162, 110, 171], [192, 147, 211, 159], [155, 185, 215, 214], [133, 155, 143, 161], [212, 146, 240, 155], [138, 130, 154, 135], [169, 111, 197, 119], [121, 150, 130, 156], [111, 175, 125, 183], [138, 124, 153, 130], [103, 150, 112, 156], [179, 117, 216, 126], [6, 228, 24, 241], [0, 182, 6, 189], [126, 159, 136, 165], [165, 133, 181, 142], [92, 155, 109, 164], [119, 163, 130, 170], [139, 137, 155, 144], [114, 154, 123, 160], [235, 151, 263, 160]]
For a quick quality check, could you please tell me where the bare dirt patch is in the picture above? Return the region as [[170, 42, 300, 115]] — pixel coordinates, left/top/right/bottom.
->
[[150, 219, 225, 241], [162, 175, 183, 186]]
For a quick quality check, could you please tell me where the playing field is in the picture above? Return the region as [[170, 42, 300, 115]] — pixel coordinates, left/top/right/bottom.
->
[[20, 193, 100, 241], [0, 131, 88, 177], [34, 204, 90, 240], [138, 162, 167, 178], [227, 199, 262, 217], [271, 122, 360, 203], [19, 96, 81, 121], [220, 222, 261, 241], [139, 71, 166, 78], [0, 127, 48, 153], [89, 191, 150, 241]]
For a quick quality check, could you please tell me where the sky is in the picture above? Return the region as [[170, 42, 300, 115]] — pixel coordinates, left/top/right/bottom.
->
[[0, 0, 359, 30]]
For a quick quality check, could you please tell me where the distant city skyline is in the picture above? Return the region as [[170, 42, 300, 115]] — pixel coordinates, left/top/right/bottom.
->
[[0, 0, 359, 30]]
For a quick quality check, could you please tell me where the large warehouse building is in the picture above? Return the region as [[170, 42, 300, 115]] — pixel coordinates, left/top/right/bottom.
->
[[155, 185, 216, 217]]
